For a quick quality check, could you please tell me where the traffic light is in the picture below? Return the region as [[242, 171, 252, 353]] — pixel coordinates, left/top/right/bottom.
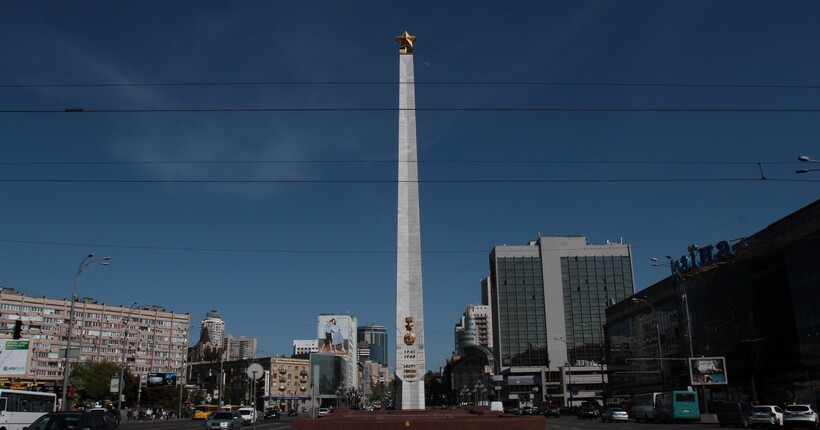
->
[[12, 320, 22, 339], [67, 385, 73, 399]]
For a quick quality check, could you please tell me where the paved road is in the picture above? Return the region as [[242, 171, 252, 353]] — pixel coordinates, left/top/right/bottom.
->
[[117, 413, 724, 430], [545, 415, 720, 430]]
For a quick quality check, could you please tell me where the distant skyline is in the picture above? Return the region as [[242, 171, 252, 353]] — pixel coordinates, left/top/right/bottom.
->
[[2, 2, 819, 372]]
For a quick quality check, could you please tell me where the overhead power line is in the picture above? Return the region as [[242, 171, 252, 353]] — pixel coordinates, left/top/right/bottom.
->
[[5, 107, 820, 114], [0, 177, 816, 184], [0, 159, 797, 166], [4, 80, 820, 90]]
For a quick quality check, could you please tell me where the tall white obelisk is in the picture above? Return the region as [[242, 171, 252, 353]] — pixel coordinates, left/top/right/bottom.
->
[[395, 30, 426, 410]]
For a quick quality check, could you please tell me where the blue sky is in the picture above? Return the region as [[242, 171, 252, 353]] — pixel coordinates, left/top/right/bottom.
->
[[1, 1, 818, 373]]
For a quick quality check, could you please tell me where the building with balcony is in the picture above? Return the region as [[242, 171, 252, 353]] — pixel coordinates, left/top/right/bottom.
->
[[0, 289, 190, 388]]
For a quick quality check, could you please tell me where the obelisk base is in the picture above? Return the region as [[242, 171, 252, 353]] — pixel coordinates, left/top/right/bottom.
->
[[293, 408, 545, 430]]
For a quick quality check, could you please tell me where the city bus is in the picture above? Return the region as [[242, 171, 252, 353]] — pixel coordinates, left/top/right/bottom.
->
[[193, 404, 219, 420], [0, 389, 56, 430], [655, 390, 699, 422]]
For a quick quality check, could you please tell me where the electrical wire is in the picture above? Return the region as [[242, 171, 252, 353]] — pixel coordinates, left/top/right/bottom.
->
[[4, 107, 820, 114], [4, 79, 820, 90]]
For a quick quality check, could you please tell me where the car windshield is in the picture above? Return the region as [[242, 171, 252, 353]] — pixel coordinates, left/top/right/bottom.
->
[[211, 412, 234, 419], [753, 407, 772, 413], [609, 408, 625, 412]]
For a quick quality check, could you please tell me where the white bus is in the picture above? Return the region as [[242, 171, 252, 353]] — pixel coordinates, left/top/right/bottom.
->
[[0, 389, 56, 430], [632, 392, 660, 422]]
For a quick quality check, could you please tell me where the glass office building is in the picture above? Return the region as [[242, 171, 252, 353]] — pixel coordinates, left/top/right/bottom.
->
[[605, 199, 820, 409], [488, 236, 635, 407], [357, 325, 388, 367]]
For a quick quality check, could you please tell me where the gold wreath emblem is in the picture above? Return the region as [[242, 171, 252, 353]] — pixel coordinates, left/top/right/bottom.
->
[[403, 332, 416, 345]]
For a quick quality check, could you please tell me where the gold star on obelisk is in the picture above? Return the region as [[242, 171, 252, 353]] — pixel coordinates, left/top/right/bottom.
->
[[396, 31, 416, 54]]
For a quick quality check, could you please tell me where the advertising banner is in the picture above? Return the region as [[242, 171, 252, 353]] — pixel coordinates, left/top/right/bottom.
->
[[0, 339, 29, 376], [317, 315, 354, 356], [689, 357, 728, 385], [146, 373, 177, 387]]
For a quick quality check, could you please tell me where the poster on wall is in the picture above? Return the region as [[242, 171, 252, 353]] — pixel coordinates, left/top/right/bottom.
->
[[0, 340, 29, 376], [316, 315, 353, 355], [689, 357, 728, 385]]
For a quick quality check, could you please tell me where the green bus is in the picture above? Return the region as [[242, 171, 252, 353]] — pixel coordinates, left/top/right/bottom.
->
[[655, 390, 700, 422]]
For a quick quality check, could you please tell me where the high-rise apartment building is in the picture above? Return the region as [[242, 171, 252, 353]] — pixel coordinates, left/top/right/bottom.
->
[[226, 335, 257, 361], [357, 325, 388, 367], [487, 236, 634, 407], [201, 309, 225, 350], [454, 304, 493, 351], [0, 288, 190, 387]]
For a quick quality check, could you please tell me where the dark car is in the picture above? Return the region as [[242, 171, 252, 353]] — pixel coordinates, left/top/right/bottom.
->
[[287, 409, 299, 417], [264, 409, 280, 420], [25, 410, 119, 430], [578, 406, 598, 420], [718, 401, 753, 428], [544, 405, 560, 418]]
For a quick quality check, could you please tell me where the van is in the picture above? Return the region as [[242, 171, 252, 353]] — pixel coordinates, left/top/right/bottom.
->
[[237, 407, 257, 425], [718, 401, 752, 427]]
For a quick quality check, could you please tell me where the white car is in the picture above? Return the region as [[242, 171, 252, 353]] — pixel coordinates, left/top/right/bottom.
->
[[784, 404, 818, 429], [237, 407, 257, 425], [318, 407, 330, 418], [749, 405, 784, 428]]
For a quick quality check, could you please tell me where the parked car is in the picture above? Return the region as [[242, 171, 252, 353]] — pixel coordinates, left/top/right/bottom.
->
[[205, 410, 243, 430], [25, 410, 119, 430], [287, 409, 299, 417], [749, 405, 785, 428], [601, 407, 629, 423], [718, 401, 753, 428], [578, 406, 598, 420], [544, 404, 561, 418], [263, 408, 280, 420], [318, 407, 331, 418], [237, 407, 257, 425], [784, 404, 819, 429], [519, 406, 533, 416]]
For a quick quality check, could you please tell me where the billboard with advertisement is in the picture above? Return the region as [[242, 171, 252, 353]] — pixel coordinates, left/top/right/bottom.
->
[[689, 357, 728, 385], [146, 373, 177, 387], [317, 315, 354, 356], [0, 339, 29, 376], [316, 314, 358, 391]]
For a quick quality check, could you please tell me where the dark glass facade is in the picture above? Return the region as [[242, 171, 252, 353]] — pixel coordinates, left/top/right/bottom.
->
[[605, 199, 820, 408], [492, 256, 547, 368], [562, 255, 634, 364]]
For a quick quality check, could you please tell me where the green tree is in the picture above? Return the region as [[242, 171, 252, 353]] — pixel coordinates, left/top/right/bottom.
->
[[70, 362, 120, 407]]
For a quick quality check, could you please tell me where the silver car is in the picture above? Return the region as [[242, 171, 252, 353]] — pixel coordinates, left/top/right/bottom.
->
[[601, 407, 629, 423], [749, 405, 784, 428], [205, 410, 243, 430], [784, 405, 818, 429]]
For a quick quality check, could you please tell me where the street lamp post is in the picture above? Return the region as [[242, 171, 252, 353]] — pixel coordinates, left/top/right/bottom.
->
[[631, 297, 665, 391], [552, 336, 573, 407], [652, 257, 694, 357], [62, 253, 111, 410], [117, 302, 139, 413], [796, 155, 820, 174]]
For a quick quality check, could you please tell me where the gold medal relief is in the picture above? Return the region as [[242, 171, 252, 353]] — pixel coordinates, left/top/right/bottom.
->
[[403, 332, 416, 345]]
